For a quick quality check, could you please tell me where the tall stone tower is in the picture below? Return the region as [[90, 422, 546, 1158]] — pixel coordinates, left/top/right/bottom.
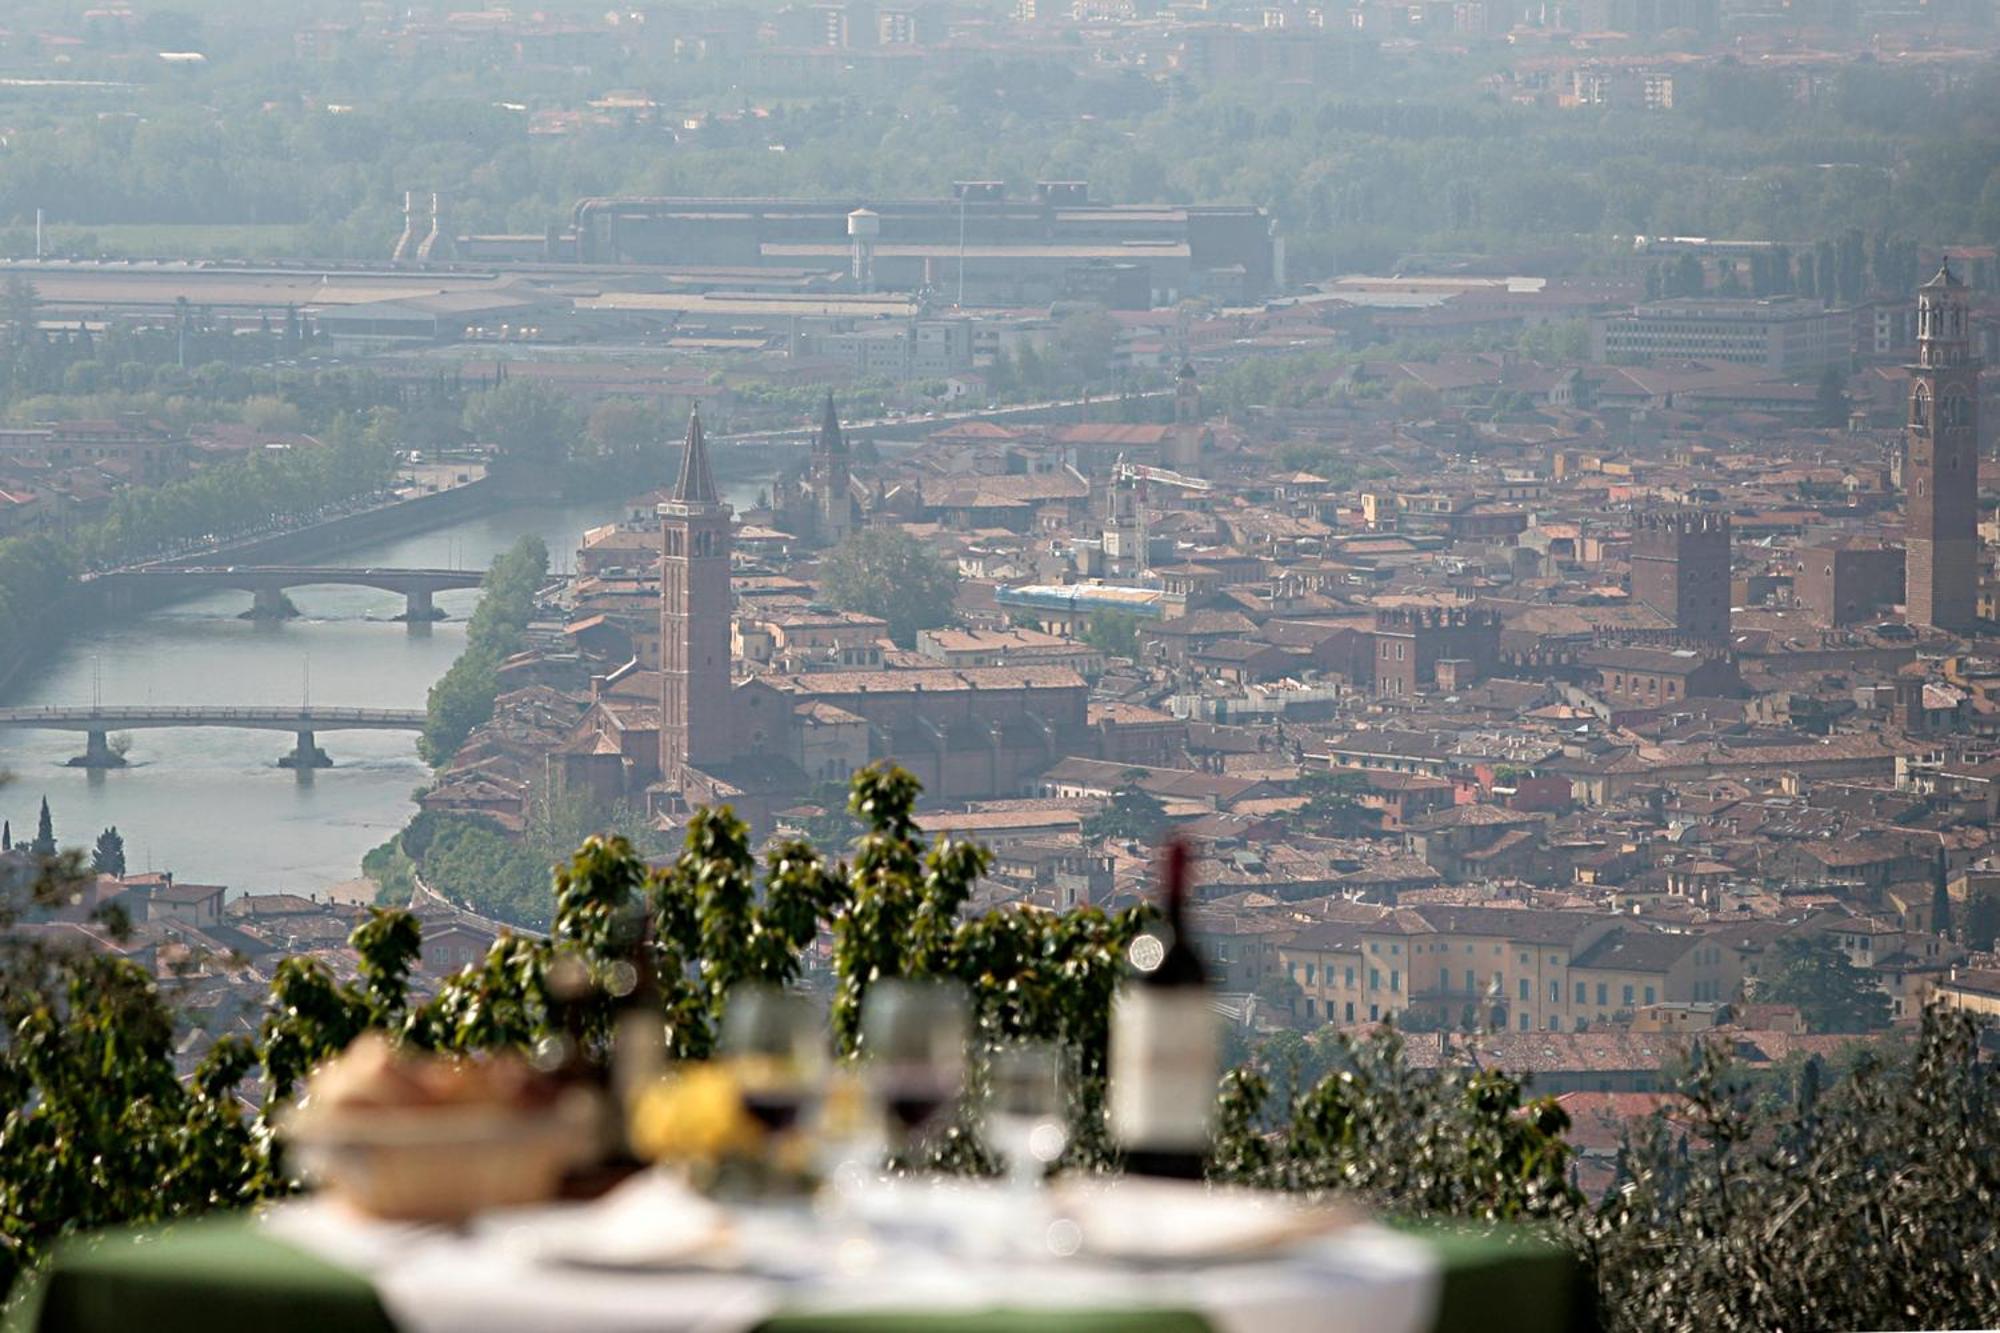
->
[[1904, 261, 1980, 632], [659, 408, 733, 792], [1103, 456, 1148, 577], [1631, 508, 1731, 641], [1164, 361, 1204, 470], [810, 391, 854, 547]]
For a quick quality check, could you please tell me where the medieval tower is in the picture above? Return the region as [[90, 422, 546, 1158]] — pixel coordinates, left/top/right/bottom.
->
[[1904, 261, 1979, 632], [659, 408, 733, 792], [1631, 508, 1731, 641]]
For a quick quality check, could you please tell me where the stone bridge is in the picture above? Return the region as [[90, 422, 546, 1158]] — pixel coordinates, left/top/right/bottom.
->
[[92, 566, 485, 620], [0, 705, 428, 769]]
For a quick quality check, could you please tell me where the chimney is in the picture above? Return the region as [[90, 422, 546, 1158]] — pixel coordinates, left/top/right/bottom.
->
[[391, 190, 421, 261]]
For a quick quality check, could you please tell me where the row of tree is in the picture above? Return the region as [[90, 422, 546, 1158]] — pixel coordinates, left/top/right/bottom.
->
[[417, 535, 550, 766]]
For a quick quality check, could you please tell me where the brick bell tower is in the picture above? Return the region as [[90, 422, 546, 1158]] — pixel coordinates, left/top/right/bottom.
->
[[1904, 261, 1980, 632], [660, 407, 733, 792]]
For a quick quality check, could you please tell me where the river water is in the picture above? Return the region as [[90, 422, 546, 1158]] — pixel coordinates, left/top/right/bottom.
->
[[0, 481, 762, 896]]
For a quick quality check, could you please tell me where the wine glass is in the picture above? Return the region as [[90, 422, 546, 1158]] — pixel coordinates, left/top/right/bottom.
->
[[720, 984, 827, 1138], [984, 1042, 1068, 1191], [861, 979, 970, 1162]]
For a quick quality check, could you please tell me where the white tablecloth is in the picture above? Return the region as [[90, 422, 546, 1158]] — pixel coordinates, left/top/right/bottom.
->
[[264, 1174, 1440, 1333]]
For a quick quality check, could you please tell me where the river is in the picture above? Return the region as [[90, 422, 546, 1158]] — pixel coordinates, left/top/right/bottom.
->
[[0, 480, 763, 896]]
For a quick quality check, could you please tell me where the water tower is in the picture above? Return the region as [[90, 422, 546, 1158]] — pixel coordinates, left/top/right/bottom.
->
[[847, 208, 880, 292]]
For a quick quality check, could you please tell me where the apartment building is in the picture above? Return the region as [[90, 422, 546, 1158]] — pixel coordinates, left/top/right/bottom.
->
[[1591, 297, 1843, 375]]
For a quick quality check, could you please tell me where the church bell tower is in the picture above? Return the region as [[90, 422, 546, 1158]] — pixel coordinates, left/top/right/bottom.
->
[[810, 391, 854, 547], [1904, 262, 1980, 632], [660, 408, 733, 791]]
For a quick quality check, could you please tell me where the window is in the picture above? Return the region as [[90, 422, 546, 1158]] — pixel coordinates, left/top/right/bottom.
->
[[1597, 983, 1608, 1006], [1391, 943, 1401, 956], [1369, 1004, 1379, 1021], [1345, 1002, 1355, 1022], [1549, 980, 1560, 1004], [1369, 968, 1380, 990], [1622, 985, 1635, 1006], [1519, 951, 1530, 965], [1547, 1016, 1559, 1031], [1391, 971, 1401, 993], [1305, 998, 1316, 1019], [1518, 1012, 1530, 1031], [1576, 982, 1587, 1003], [1370, 942, 1380, 955], [1518, 978, 1529, 1001], [1644, 986, 1656, 1005], [1345, 966, 1356, 987], [1465, 969, 1476, 992]]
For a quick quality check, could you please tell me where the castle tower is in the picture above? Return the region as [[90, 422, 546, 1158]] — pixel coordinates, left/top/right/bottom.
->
[[1631, 508, 1731, 641], [659, 408, 733, 791], [1904, 261, 1980, 632], [810, 391, 854, 547]]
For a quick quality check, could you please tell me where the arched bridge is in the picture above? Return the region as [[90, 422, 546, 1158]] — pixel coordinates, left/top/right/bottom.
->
[[0, 705, 427, 770], [93, 566, 485, 620]]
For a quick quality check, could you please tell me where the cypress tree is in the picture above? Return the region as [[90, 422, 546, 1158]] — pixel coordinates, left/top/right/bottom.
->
[[30, 797, 55, 857]]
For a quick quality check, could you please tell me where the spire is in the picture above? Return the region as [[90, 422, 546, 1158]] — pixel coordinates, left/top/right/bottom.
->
[[1924, 258, 1963, 290], [818, 391, 846, 456], [675, 406, 718, 505]]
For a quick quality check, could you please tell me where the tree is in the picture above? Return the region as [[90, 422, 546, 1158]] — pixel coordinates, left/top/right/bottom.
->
[[1298, 769, 1378, 836], [1757, 934, 1893, 1034], [1931, 848, 1953, 940], [1081, 772, 1168, 845], [30, 798, 55, 857], [92, 827, 126, 878], [1052, 308, 1121, 387], [1967, 892, 2000, 952], [1391, 379, 1442, 418], [818, 527, 959, 648], [1815, 364, 1850, 429], [584, 398, 664, 460], [1078, 611, 1139, 661], [3, 274, 38, 348], [462, 379, 581, 466]]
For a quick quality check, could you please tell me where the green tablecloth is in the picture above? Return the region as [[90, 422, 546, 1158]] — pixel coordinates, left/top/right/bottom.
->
[[11, 1213, 1593, 1333]]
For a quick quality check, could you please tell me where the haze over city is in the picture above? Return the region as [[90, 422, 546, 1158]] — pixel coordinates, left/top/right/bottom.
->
[[1, 1, 1998, 1330]]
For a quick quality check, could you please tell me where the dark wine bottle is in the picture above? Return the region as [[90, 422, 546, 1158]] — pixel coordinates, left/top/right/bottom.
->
[[610, 918, 666, 1160], [1108, 836, 1218, 1180]]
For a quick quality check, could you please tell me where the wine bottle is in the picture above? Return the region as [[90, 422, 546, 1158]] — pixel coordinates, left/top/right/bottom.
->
[[610, 919, 666, 1159], [1108, 836, 1218, 1180]]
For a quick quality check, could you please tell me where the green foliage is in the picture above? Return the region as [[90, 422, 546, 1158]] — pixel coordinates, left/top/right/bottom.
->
[[1968, 893, 2000, 952], [1582, 1009, 2000, 1333], [1080, 772, 1168, 845], [1756, 935, 1893, 1034], [73, 423, 393, 567], [818, 527, 960, 648], [91, 826, 126, 877], [1297, 769, 1379, 836], [1077, 611, 1139, 661], [462, 379, 581, 467], [418, 535, 548, 765], [1212, 1027, 1580, 1223], [30, 797, 55, 857]]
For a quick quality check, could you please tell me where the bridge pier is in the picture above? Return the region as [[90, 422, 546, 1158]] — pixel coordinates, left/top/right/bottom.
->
[[396, 587, 445, 622], [244, 586, 300, 620], [65, 730, 128, 769], [278, 729, 333, 770]]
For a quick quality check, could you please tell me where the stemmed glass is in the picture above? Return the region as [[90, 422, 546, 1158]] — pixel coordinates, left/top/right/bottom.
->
[[720, 985, 827, 1139], [983, 1042, 1068, 1192], [861, 979, 970, 1164]]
